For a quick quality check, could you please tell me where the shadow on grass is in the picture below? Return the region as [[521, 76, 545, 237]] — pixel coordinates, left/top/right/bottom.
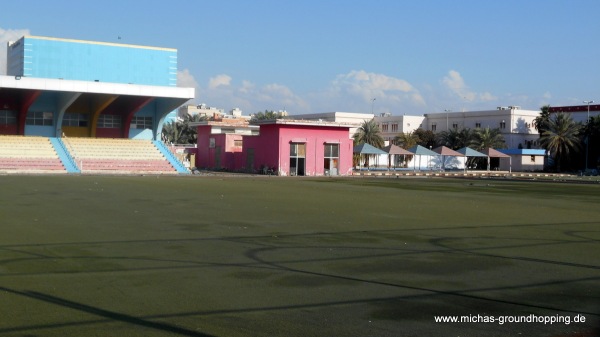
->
[[1, 220, 599, 336], [0, 286, 216, 336]]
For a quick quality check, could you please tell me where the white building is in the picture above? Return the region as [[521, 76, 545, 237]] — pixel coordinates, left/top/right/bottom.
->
[[374, 113, 426, 143], [178, 104, 225, 119], [549, 104, 600, 122], [293, 112, 375, 139], [423, 106, 541, 149], [294, 107, 541, 150]]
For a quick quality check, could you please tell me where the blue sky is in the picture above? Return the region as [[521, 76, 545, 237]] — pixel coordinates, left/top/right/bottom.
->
[[1, 0, 599, 116]]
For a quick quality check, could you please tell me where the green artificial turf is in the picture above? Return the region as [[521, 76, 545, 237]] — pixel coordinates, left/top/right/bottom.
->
[[0, 175, 598, 337]]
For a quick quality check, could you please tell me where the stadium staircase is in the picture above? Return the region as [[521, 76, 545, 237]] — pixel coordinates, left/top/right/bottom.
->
[[0, 135, 67, 173], [153, 140, 189, 174], [63, 137, 187, 174]]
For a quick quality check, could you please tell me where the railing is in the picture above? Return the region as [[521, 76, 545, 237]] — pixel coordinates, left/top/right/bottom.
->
[[51, 137, 80, 173], [153, 140, 189, 174]]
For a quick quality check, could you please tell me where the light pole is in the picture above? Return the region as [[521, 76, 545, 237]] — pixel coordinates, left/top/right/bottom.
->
[[371, 98, 376, 115], [444, 109, 452, 130], [583, 100, 594, 171]]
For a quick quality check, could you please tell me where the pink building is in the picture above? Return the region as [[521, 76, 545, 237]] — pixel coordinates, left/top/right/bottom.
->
[[194, 119, 353, 176]]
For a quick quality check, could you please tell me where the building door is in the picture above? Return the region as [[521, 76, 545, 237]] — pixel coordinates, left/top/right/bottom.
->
[[214, 146, 221, 169], [246, 148, 254, 172], [289, 142, 305, 176], [324, 143, 339, 175]]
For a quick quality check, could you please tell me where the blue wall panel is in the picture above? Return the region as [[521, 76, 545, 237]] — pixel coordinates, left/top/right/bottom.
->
[[12, 36, 177, 86]]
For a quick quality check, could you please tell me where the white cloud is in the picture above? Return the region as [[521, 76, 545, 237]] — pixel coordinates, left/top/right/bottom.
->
[[197, 75, 309, 114], [315, 70, 425, 113], [208, 74, 231, 89], [177, 69, 199, 88], [182, 69, 514, 117], [0, 27, 30, 75], [442, 70, 497, 102], [239, 80, 255, 94], [543, 91, 552, 100], [332, 70, 418, 97], [245, 82, 309, 111]]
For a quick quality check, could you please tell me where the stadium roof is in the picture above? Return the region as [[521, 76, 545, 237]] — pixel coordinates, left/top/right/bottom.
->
[[0, 75, 194, 138], [0, 75, 193, 98]]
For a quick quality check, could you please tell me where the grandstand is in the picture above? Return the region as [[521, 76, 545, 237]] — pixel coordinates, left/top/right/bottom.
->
[[0, 136, 186, 174], [64, 137, 177, 174], [0, 136, 66, 173], [0, 36, 194, 175]]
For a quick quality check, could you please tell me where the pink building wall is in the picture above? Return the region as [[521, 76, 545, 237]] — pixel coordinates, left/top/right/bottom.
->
[[196, 125, 244, 170], [196, 122, 353, 176], [243, 124, 353, 176]]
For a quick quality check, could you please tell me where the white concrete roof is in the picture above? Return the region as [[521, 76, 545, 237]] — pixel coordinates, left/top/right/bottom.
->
[[251, 119, 353, 128], [0, 75, 194, 99]]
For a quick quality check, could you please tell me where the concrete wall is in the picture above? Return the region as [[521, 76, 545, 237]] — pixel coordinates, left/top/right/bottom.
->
[[8, 36, 177, 86], [268, 124, 353, 176]]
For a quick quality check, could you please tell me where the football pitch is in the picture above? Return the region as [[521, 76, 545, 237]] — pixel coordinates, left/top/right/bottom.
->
[[0, 174, 598, 337]]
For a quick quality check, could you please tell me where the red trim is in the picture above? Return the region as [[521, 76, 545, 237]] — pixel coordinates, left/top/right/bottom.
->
[[548, 105, 600, 113], [17, 90, 42, 135], [122, 97, 154, 138], [0, 125, 18, 135]]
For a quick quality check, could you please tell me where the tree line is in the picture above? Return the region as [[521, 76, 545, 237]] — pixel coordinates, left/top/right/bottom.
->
[[353, 119, 506, 151], [354, 105, 600, 172], [534, 105, 600, 172]]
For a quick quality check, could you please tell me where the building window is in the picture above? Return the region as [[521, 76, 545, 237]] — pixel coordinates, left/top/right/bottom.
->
[[452, 123, 458, 129], [234, 139, 243, 147], [131, 116, 153, 129], [289, 142, 306, 176], [0, 110, 17, 125], [26, 111, 53, 126], [500, 120, 506, 129], [324, 143, 339, 176], [63, 113, 88, 127], [98, 114, 122, 128], [531, 155, 535, 163], [475, 122, 481, 128], [391, 123, 398, 132], [431, 124, 437, 131], [381, 123, 388, 132]]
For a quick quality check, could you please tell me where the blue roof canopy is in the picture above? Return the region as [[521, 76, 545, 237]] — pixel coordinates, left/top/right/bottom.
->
[[456, 147, 487, 157], [353, 143, 387, 155], [407, 145, 438, 156]]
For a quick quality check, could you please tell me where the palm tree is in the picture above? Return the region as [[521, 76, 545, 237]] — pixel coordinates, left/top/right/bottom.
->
[[412, 128, 438, 149], [540, 112, 582, 171], [250, 110, 284, 122], [533, 105, 551, 135], [436, 128, 474, 149], [161, 120, 186, 144], [353, 119, 384, 167], [393, 131, 418, 149], [472, 127, 506, 150], [353, 119, 384, 148], [583, 115, 600, 170], [161, 113, 206, 144]]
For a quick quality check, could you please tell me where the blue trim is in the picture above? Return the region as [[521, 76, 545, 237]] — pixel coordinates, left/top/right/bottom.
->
[[49, 137, 80, 173], [153, 140, 189, 174], [500, 149, 546, 156]]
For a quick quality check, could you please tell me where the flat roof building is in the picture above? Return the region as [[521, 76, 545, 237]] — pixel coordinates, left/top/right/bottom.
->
[[7, 36, 177, 86], [424, 106, 540, 149], [194, 119, 354, 176], [548, 104, 600, 123]]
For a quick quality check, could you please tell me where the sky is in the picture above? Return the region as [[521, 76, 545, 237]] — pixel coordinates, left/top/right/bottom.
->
[[1, 0, 599, 116]]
